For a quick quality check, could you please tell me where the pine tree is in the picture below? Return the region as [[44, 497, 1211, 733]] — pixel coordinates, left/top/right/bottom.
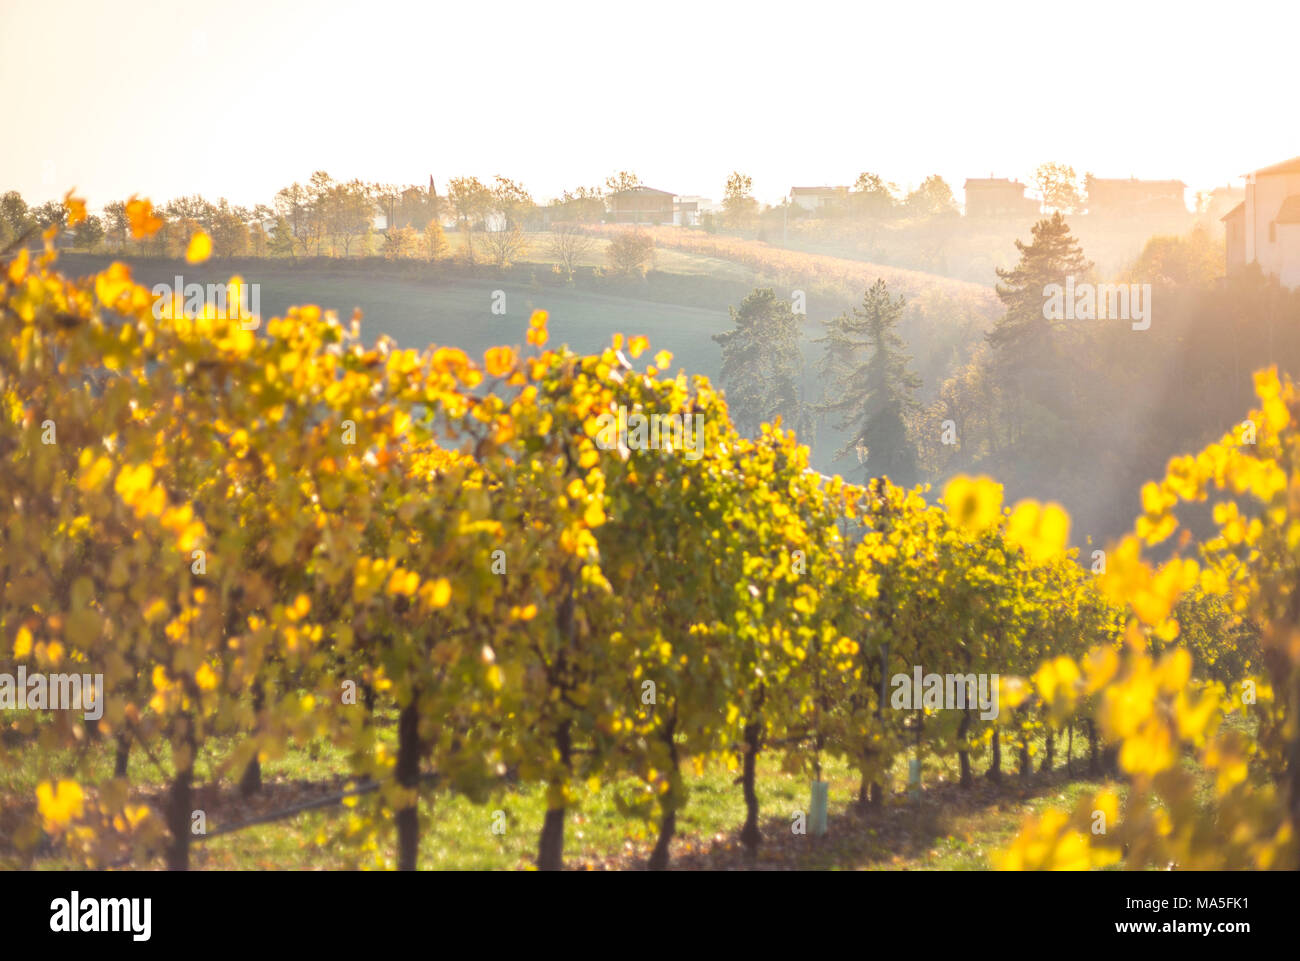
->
[[712, 287, 813, 442], [986, 213, 1092, 434], [817, 279, 921, 485], [987, 212, 1092, 361]]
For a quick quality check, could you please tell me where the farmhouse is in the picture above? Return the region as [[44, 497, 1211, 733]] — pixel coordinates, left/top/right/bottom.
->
[[1223, 156, 1300, 289], [606, 186, 676, 224], [963, 177, 1039, 219], [789, 185, 849, 214], [1085, 175, 1187, 217]]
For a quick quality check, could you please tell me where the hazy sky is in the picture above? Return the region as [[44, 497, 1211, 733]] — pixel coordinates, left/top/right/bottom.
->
[[2, 0, 1296, 211]]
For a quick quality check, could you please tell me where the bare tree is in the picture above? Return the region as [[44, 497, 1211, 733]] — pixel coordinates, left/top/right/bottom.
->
[[274, 182, 310, 257], [547, 224, 595, 279], [604, 170, 641, 194], [605, 228, 654, 277], [1034, 162, 1082, 214], [330, 179, 375, 256], [481, 176, 533, 268], [723, 171, 757, 231], [305, 170, 336, 255], [448, 176, 491, 263]]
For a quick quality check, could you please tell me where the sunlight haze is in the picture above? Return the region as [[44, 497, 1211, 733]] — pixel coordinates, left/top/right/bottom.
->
[[3, 0, 1296, 207]]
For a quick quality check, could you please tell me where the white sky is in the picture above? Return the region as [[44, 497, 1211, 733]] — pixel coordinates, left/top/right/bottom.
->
[[2, 0, 1296, 210]]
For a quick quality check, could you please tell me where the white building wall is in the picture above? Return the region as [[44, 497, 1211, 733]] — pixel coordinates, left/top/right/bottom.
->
[[1245, 182, 1256, 263], [1251, 171, 1300, 281], [1280, 226, 1300, 289]]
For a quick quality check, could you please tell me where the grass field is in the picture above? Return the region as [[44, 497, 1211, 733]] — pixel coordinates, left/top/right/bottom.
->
[[440, 230, 763, 284], [238, 273, 734, 384], [55, 229, 992, 448], [59, 253, 743, 385], [0, 715, 1119, 871]]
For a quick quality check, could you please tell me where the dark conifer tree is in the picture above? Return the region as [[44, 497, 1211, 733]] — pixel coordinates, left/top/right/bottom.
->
[[713, 287, 814, 442], [817, 279, 921, 485]]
